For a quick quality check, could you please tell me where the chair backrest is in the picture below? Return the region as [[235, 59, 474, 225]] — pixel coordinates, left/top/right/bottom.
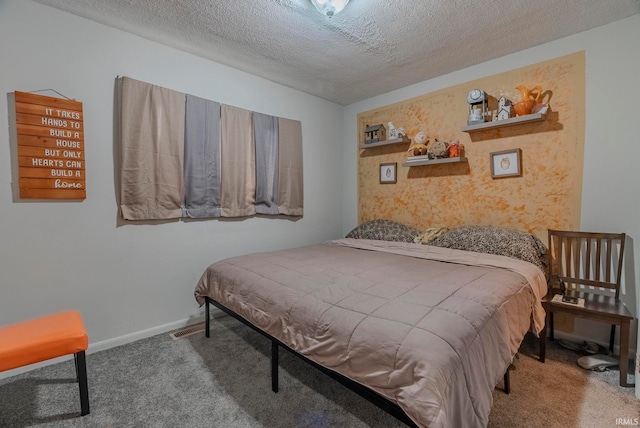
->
[[548, 230, 625, 298]]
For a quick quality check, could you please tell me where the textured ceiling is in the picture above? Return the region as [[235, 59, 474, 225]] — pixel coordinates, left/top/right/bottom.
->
[[33, 0, 640, 105]]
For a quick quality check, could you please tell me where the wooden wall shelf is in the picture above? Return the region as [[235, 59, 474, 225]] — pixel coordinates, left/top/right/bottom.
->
[[359, 137, 411, 149], [460, 112, 546, 132], [402, 156, 467, 167]]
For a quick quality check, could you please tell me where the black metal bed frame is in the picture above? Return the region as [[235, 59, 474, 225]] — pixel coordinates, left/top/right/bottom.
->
[[204, 296, 510, 427]]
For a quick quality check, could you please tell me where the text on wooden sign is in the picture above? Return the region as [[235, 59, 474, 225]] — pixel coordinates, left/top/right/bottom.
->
[[15, 91, 86, 200]]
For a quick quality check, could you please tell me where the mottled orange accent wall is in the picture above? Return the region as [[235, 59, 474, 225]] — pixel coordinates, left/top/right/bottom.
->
[[357, 52, 585, 242]]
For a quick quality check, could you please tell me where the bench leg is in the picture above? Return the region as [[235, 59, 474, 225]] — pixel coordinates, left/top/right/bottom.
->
[[75, 351, 90, 416]]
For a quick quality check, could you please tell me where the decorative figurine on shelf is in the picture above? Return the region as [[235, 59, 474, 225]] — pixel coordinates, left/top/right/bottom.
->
[[497, 97, 513, 120], [408, 131, 429, 156], [467, 89, 488, 125], [427, 139, 449, 159], [387, 122, 397, 139], [387, 122, 407, 139], [364, 123, 386, 144], [448, 141, 461, 158]]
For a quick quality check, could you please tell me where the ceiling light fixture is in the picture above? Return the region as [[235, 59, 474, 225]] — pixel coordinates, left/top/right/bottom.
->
[[310, 0, 350, 17]]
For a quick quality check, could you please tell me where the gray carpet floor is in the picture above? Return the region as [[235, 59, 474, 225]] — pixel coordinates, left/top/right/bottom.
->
[[0, 315, 637, 428]]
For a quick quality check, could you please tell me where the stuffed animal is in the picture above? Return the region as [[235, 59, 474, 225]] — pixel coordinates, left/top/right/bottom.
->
[[408, 132, 429, 156]]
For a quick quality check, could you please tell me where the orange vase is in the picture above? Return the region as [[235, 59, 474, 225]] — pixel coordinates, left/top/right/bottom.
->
[[514, 85, 542, 116]]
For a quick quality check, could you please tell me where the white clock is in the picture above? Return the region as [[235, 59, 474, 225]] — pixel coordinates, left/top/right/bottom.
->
[[468, 89, 485, 104]]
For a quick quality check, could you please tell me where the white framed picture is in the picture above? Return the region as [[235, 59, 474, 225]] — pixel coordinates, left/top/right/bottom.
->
[[490, 149, 522, 179], [379, 162, 397, 184]]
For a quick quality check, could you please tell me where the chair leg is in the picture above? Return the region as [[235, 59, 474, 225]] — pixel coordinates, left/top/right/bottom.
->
[[75, 351, 90, 416], [609, 324, 616, 353], [549, 312, 555, 341], [539, 321, 547, 363]]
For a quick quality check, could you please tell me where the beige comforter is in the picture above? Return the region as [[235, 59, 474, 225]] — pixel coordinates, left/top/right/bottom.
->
[[194, 239, 547, 428]]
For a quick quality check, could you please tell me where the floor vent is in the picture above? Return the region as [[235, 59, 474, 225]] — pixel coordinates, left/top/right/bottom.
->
[[169, 322, 205, 340]]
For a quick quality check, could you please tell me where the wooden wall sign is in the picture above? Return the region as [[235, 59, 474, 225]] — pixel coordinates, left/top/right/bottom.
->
[[15, 91, 85, 200]]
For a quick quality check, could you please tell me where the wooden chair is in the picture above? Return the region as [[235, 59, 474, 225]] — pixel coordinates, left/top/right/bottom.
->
[[539, 230, 634, 387]]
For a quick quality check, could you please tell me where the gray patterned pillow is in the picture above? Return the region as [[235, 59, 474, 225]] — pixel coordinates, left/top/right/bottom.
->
[[346, 219, 420, 243], [429, 226, 548, 274]]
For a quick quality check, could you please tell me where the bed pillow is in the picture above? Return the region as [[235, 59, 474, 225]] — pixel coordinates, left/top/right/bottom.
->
[[429, 225, 548, 274], [345, 219, 420, 243]]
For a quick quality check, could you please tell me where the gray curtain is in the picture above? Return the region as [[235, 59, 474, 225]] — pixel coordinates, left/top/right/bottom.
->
[[183, 95, 221, 218]]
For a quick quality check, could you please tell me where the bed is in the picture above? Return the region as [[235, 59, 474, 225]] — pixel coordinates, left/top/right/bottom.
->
[[194, 223, 548, 428]]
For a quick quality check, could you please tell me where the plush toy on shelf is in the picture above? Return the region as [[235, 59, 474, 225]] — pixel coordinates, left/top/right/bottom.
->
[[408, 131, 429, 156]]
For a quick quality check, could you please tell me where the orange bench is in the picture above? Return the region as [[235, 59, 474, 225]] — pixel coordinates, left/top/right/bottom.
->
[[0, 310, 90, 416]]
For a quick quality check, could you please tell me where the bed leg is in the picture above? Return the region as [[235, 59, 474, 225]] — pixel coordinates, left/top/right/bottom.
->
[[271, 340, 279, 393], [503, 368, 511, 394], [205, 298, 210, 338]]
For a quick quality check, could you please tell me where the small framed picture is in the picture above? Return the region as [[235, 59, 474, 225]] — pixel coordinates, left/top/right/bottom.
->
[[379, 162, 397, 184], [490, 149, 522, 179]]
